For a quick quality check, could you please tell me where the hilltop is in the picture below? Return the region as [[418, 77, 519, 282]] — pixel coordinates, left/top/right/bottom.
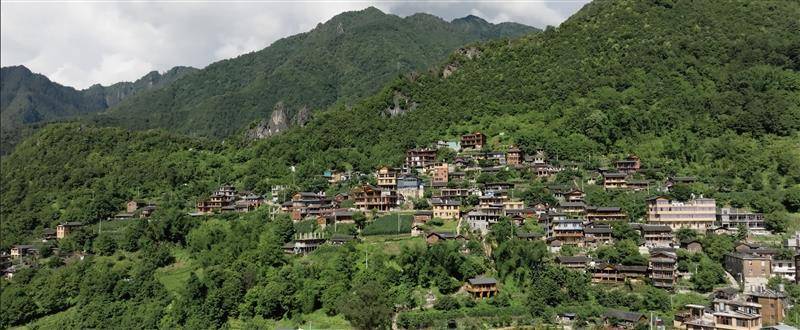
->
[[89, 7, 538, 138]]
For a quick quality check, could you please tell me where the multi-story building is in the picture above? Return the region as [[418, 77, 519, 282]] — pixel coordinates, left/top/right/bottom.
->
[[771, 259, 795, 282], [196, 184, 237, 214], [352, 185, 397, 212], [289, 192, 333, 221], [647, 196, 716, 231], [650, 250, 678, 290], [556, 256, 591, 272], [615, 155, 641, 174], [465, 277, 498, 299], [638, 224, 674, 248], [405, 148, 437, 170], [461, 132, 487, 150], [431, 163, 449, 188], [397, 175, 424, 199], [559, 201, 587, 217], [603, 172, 628, 189], [716, 207, 765, 233], [675, 299, 762, 330], [431, 198, 460, 220], [724, 253, 771, 292], [584, 226, 613, 246], [586, 206, 628, 223], [505, 146, 522, 165], [56, 222, 83, 239], [746, 289, 786, 326], [548, 219, 584, 246], [376, 166, 397, 190]]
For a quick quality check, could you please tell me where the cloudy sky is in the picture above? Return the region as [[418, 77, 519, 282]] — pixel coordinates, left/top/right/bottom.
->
[[1, 1, 588, 89]]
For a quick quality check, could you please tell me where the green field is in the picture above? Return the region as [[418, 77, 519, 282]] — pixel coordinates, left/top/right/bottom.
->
[[362, 213, 413, 236]]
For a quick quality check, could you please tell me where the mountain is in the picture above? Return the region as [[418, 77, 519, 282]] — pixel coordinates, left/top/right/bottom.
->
[[90, 7, 538, 138], [3, 0, 799, 250], [0, 65, 196, 154]]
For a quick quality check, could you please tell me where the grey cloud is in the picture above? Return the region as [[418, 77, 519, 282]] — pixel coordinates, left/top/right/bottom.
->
[[0, 1, 588, 89]]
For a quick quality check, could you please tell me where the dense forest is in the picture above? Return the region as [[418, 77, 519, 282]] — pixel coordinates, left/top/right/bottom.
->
[[1, 0, 800, 328]]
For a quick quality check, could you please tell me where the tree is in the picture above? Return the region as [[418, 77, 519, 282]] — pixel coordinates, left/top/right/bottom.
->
[[671, 184, 694, 201], [702, 234, 734, 262], [675, 228, 698, 243], [784, 185, 800, 212], [433, 295, 460, 310], [736, 223, 748, 241], [353, 212, 367, 230], [691, 257, 726, 292], [765, 211, 790, 233], [340, 279, 393, 330]]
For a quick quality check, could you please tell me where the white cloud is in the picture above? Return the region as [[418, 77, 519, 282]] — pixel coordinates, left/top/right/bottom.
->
[[0, 1, 587, 89]]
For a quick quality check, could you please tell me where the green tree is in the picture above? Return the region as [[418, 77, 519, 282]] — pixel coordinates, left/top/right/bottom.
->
[[340, 279, 393, 330]]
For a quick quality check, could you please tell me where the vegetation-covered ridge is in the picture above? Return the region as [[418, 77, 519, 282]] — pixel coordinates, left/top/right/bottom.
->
[[89, 7, 538, 138], [0, 65, 196, 154]]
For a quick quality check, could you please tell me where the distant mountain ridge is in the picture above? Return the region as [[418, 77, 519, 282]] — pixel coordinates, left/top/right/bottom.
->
[[90, 7, 538, 139], [0, 65, 197, 154]]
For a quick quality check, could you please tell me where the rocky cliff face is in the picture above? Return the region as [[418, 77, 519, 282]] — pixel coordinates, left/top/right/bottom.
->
[[245, 102, 312, 140]]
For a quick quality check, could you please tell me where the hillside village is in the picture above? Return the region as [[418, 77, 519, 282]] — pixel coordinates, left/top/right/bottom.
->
[[4, 131, 799, 329]]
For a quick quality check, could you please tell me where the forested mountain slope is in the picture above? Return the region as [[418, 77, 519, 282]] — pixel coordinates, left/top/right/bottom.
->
[[3, 0, 798, 249], [245, 0, 799, 187], [90, 7, 537, 138], [0, 65, 196, 154]]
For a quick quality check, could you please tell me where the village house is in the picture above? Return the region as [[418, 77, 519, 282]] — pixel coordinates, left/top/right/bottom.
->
[[413, 210, 433, 223], [234, 195, 263, 213], [10, 245, 38, 258], [283, 232, 327, 255], [584, 226, 613, 247], [746, 289, 786, 326], [603, 310, 647, 329], [556, 255, 591, 272], [465, 277, 498, 299], [42, 228, 56, 241], [724, 253, 771, 292], [637, 224, 674, 248], [323, 170, 348, 184], [405, 148, 437, 170], [716, 207, 766, 234], [466, 207, 503, 235], [674, 300, 762, 330], [602, 172, 628, 190], [426, 232, 465, 245], [558, 200, 586, 217], [771, 259, 795, 282], [505, 145, 522, 165], [289, 192, 333, 221], [681, 238, 704, 253], [586, 206, 627, 224], [625, 179, 650, 192], [437, 188, 473, 199], [324, 210, 354, 225], [397, 175, 424, 200], [376, 166, 397, 190], [56, 222, 83, 239], [615, 155, 641, 174], [328, 234, 356, 246], [647, 196, 717, 231], [196, 185, 237, 214], [547, 219, 584, 246], [591, 264, 648, 284], [650, 250, 678, 290], [516, 232, 541, 241], [460, 132, 487, 150], [352, 185, 397, 212], [563, 188, 585, 202], [431, 163, 449, 188], [734, 242, 779, 259], [430, 198, 460, 220]]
